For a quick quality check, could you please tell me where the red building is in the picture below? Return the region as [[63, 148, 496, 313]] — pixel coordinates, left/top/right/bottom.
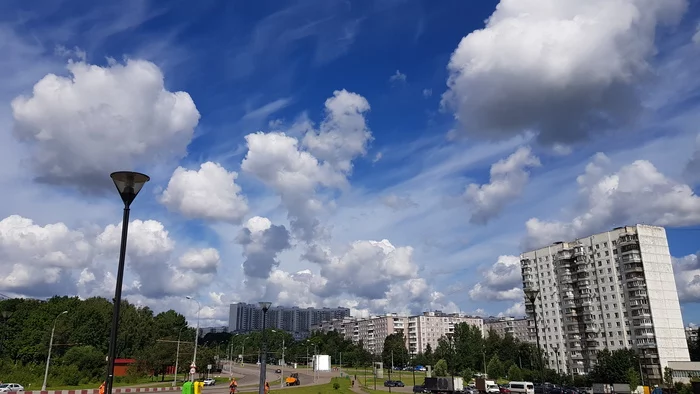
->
[[114, 358, 136, 377]]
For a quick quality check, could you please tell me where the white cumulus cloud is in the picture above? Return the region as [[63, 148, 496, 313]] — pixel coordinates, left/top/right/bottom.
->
[[441, 0, 687, 144], [525, 152, 700, 249], [11, 59, 200, 192], [465, 146, 540, 224], [160, 162, 249, 223], [469, 255, 524, 301]]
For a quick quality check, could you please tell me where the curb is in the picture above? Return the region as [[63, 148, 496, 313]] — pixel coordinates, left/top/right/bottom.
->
[[9, 387, 182, 394]]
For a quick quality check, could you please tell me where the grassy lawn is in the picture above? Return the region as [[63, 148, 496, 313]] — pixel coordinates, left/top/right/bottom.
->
[[272, 377, 353, 394]]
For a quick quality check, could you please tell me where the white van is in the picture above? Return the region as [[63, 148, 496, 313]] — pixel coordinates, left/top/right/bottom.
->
[[507, 381, 535, 394]]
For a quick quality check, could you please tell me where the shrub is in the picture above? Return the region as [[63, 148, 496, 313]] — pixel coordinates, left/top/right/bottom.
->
[[333, 382, 340, 390]]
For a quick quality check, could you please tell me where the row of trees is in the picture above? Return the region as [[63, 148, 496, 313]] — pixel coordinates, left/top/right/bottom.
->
[[0, 296, 217, 387]]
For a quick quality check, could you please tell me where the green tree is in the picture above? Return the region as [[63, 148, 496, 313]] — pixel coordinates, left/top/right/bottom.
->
[[508, 364, 523, 381], [589, 349, 639, 384], [424, 343, 434, 365], [435, 359, 448, 377], [487, 355, 504, 379], [462, 368, 474, 380], [626, 367, 640, 392], [382, 332, 409, 368], [663, 367, 674, 388]]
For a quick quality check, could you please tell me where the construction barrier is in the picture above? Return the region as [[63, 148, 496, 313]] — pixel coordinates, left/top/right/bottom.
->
[[7, 387, 182, 394]]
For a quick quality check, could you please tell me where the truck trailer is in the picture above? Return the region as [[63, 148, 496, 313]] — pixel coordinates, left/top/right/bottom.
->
[[423, 377, 464, 393]]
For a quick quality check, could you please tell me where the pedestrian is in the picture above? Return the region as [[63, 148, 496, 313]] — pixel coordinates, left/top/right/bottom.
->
[[264, 381, 270, 394], [352, 380, 355, 387], [99, 382, 106, 394]]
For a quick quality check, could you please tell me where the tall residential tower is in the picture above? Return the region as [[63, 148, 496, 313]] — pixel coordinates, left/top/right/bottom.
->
[[520, 225, 689, 384]]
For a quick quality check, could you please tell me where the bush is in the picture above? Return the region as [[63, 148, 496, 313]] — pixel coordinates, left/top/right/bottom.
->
[[333, 382, 340, 390]]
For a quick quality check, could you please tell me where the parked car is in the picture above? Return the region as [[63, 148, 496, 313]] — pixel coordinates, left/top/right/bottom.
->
[[506, 381, 535, 394], [413, 385, 430, 393], [500, 386, 512, 394], [275, 369, 282, 373], [203, 378, 216, 386], [0, 384, 24, 393], [385, 380, 405, 387]]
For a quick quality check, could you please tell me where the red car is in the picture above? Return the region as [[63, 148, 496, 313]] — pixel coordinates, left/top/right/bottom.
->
[[500, 386, 512, 394]]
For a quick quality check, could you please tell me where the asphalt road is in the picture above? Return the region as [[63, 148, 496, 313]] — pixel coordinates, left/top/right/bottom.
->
[[209, 364, 337, 392]]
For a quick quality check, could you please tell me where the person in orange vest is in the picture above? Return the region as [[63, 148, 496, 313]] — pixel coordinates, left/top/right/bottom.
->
[[229, 378, 238, 394], [264, 381, 270, 394], [99, 382, 106, 394]]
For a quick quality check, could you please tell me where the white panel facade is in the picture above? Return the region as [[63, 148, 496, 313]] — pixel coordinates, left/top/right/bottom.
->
[[636, 225, 690, 370], [520, 225, 690, 384]]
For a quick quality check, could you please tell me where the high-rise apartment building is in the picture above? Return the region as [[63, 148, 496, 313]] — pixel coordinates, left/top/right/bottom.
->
[[228, 303, 350, 336], [520, 225, 689, 384], [484, 317, 532, 344], [312, 311, 484, 356]]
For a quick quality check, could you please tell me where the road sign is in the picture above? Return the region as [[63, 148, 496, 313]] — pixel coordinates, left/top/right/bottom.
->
[[189, 367, 196, 374], [207, 364, 212, 370]]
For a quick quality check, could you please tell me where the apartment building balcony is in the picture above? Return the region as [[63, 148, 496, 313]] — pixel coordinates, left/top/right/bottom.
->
[[633, 320, 653, 327], [621, 254, 642, 264], [635, 331, 655, 338], [632, 309, 651, 318], [629, 299, 648, 308], [627, 281, 647, 289], [560, 275, 573, 283], [637, 341, 657, 349], [586, 340, 599, 348], [629, 290, 648, 299], [569, 334, 582, 340], [570, 352, 584, 360], [584, 325, 598, 333], [565, 308, 578, 317], [625, 273, 645, 281], [563, 300, 576, 308], [624, 263, 644, 273]]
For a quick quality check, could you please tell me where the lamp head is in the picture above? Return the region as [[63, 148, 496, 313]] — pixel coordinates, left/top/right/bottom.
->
[[524, 288, 540, 303], [186, 296, 193, 300], [110, 171, 150, 207], [259, 301, 272, 312], [61, 310, 68, 315]]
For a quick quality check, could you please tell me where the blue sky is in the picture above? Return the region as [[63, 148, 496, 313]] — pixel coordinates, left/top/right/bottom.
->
[[0, 0, 699, 327]]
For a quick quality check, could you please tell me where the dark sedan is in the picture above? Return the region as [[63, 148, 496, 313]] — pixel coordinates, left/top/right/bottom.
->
[[385, 380, 405, 387]]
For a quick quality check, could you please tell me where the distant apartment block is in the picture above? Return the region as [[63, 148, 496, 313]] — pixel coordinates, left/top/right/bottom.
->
[[484, 316, 532, 344], [407, 311, 484, 355], [312, 311, 484, 356], [200, 326, 228, 335], [521, 224, 690, 384], [312, 313, 408, 355], [228, 302, 350, 336], [686, 325, 699, 344]]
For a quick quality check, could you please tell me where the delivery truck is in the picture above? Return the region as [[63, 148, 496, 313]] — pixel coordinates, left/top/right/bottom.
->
[[423, 377, 464, 393]]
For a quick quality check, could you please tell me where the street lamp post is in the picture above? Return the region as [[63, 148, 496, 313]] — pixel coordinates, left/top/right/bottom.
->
[[42, 310, 68, 390], [186, 296, 202, 381], [105, 171, 150, 394], [174, 326, 187, 386], [525, 288, 545, 387], [270, 330, 286, 389], [258, 302, 272, 394], [242, 337, 247, 366]]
